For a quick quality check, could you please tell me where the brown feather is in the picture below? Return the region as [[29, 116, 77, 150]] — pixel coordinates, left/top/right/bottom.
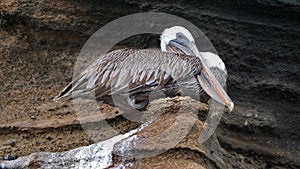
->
[[55, 49, 203, 103]]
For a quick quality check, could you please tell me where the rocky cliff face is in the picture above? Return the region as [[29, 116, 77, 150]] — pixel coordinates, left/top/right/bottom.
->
[[1, 0, 299, 168]]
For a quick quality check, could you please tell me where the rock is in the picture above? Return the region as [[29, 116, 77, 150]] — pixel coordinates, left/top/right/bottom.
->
[[2, 155, 18, 161], [0, 97, 223, 168], [7, 141, 15, 147], [45, 135, 52, 140]]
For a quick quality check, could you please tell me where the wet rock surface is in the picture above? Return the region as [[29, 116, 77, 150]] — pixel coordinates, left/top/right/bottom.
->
[[1, 0, 299, 168]]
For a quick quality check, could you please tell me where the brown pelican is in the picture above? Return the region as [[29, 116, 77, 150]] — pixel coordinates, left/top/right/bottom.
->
[[54, 27, 234, 112]]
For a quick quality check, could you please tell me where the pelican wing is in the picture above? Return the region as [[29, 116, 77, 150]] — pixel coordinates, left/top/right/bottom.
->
[[54, 49, 202, 101]]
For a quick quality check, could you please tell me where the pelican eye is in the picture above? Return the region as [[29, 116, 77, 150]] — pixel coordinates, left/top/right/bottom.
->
[[177, 33, 184, 40]]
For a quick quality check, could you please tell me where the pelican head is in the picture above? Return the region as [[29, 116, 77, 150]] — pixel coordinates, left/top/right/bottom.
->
[[160, 26, 234, 112], [161, 26, 226, 72], [161, 26, 196, 56]]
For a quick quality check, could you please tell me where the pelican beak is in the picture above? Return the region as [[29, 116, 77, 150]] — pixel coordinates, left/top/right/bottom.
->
[[168, 39, 234, 112], [188, 42, 234, 112], [197, 68, 234, 112]]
